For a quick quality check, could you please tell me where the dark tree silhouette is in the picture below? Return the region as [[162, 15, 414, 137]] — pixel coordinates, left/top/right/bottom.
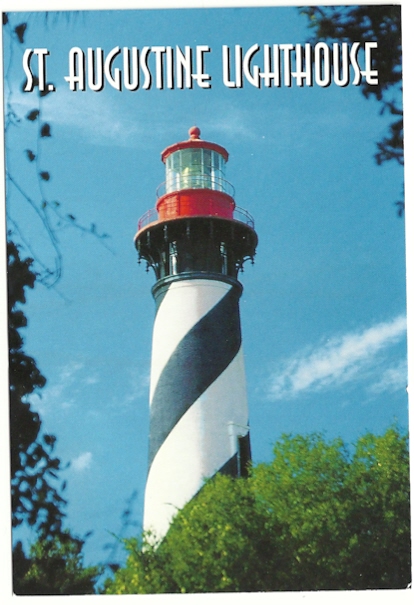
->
[[301, 5, 404, 214], [4, 13, 110, 593], [3, 12, 110, 288], [8, 240, 65, 538], [8, 240, 102, 593], [12, 531, 100, 595]]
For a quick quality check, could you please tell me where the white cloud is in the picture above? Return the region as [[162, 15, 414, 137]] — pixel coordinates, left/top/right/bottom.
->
[[8, 71, 257, 150], [59, 360, 84, 382], [368, 359, 408, 395], [31, 360, 85, 415], [84, 374, 100, 385], [45, 90, 143, 146], [9, 88, 144, 147], [118, 368, 150, 408], [71, 452, 93, 472], [269, 315, 407, 400], [206, 106, 259, 141]]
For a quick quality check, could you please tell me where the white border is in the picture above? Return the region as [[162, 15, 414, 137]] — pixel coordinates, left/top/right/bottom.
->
[[1, 1, 412, 603]]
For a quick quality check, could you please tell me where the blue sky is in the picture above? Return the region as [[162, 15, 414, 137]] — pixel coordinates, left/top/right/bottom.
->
[[1, 0, 412, 593]]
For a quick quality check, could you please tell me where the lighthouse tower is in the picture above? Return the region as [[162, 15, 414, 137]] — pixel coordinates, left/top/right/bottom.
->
[[134, 127, 258, 540]]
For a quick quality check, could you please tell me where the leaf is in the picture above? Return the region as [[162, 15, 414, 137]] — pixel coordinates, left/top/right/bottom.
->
[[39, 171, 50, 181], [25, 149, 36, 162], [40, 85, 55, 97], [395, 201, 405, 217], [43, 434, 56, 447], [40, 123, 51, 137], [14, 23, 27, 43], [26, 109, 40, 121], [48, 458, 60, 469]]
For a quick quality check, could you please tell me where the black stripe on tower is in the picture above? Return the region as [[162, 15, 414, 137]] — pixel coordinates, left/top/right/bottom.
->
[[148, 283, 242, 470], [151, 272, 242, 315]]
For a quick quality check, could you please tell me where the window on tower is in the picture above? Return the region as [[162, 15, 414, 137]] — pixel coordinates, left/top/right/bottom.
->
[[237, 433, 251, 478], [169, 242, 178, 275]]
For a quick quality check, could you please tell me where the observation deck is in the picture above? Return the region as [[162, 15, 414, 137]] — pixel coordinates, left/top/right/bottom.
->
[[134, 127, 258, 281]]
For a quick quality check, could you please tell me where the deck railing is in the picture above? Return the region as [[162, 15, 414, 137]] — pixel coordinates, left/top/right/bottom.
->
[[137, 201, 255, 232]]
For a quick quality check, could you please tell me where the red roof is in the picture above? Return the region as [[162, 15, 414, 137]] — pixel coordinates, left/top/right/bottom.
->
[[161, 126, 229, 163]]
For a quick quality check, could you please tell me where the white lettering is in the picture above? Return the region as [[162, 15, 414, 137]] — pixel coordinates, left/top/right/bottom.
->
[[64, 47, 85, 91]]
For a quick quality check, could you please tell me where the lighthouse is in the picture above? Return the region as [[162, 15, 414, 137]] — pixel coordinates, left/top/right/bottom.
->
[[135, 127, 258, 540]]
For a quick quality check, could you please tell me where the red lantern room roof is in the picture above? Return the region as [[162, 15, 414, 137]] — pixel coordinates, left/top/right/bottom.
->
[[160, 126, 229, 163]]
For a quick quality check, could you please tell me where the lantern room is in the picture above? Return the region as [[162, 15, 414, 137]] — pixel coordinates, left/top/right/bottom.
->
[[156, 126, 235, 221], [134, 127, 258, 282], [163, 127, 229, 194]]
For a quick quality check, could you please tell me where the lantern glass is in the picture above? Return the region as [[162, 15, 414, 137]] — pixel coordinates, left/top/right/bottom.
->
[[165, 148, 226, 193]]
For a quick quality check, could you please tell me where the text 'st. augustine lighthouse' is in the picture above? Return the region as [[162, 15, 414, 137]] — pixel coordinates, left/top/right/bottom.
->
[[134, 127, 258, 540]]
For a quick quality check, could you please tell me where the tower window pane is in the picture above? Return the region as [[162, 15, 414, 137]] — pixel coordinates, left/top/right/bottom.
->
[[165, 149, 226, 193]]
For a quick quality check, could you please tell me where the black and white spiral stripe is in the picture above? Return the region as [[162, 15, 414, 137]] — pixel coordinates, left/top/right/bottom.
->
[[143, 276, 250, 540]]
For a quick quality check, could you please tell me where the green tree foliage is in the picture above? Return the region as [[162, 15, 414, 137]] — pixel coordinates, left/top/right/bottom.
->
[[104, 427, 411, 594], [12, 531, 101, 595]]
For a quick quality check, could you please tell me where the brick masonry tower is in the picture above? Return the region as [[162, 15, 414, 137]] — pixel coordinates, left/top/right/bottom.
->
[[134, 126, 258, 540]]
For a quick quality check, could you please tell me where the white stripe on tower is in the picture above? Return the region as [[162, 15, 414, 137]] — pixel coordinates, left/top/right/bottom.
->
[[149, 279, 230, 402], [143, 277, 249, 541]]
